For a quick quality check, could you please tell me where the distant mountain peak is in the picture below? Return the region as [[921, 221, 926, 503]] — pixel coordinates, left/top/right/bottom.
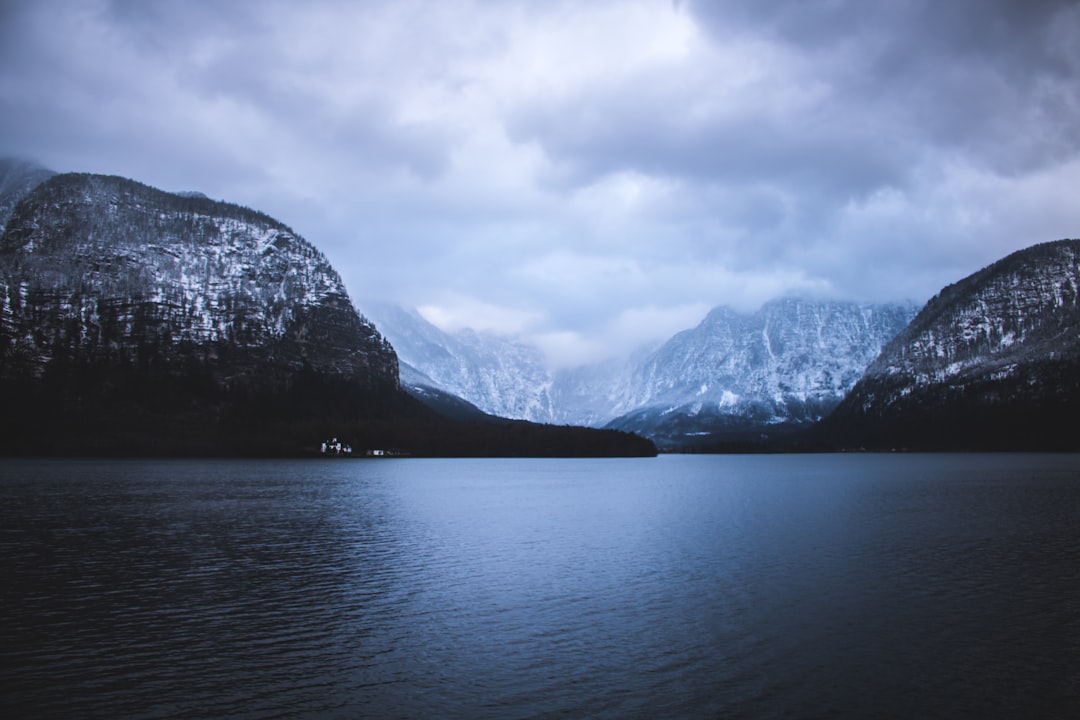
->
[[601, 297, 918, 446], [368, 297, 918, 445], [362, 300, 555, 422]]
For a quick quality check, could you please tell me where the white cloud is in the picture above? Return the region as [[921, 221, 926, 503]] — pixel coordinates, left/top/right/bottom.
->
[[417, 296, 545, 336], [2, 0, 1080, 370]]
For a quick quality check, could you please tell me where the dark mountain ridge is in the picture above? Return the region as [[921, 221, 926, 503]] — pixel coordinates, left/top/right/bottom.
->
[[822, 239, 1080, 450], [0, 172, 398, 386], [7, 164, 1070, 454], [0, 171, 654, 457], [0, 172, 401, 454]]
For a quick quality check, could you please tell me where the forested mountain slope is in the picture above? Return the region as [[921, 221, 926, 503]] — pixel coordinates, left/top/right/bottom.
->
[[824, 239, 1080, 450]]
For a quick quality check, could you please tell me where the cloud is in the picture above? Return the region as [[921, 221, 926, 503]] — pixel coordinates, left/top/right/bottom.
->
[[2, 0, 1079, 368], [687, 0, 1080, 171], [417, 296, 545, 336], [533, 303, 711, 367]]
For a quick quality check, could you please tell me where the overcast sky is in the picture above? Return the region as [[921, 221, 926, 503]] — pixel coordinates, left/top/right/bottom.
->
[[2, 0, 1079, 366]]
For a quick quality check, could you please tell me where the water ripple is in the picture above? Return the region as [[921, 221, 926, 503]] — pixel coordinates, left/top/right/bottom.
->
[[2, 454, 1079, 719]]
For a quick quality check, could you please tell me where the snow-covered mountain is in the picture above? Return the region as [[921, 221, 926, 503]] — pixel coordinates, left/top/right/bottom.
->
[[0, 172, 401, 454], [549, 348, 657, 427], [369, 298, 917, 444], [363, 302, 659, 426], [362, 301, 557, 422], [603, 299, 918, 445], [0, 173, 398, 386], [827, 239, 1080, 449]]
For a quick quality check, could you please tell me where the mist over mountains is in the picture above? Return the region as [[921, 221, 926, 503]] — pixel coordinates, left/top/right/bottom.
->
[[1, 158, 1077, 453], [0, 161, 653, 457], [362, 302, 557, 422], [602, 299, 918, 447], [368, 298, 918, 448], [0, 159, 55, 230], [367, 242, 1079, 451]]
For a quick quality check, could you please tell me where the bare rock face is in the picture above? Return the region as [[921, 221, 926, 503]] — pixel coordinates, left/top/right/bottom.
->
[[0, 173, 400, 453], [0, 173, 397, 385], [363, 301, 557, 422], [601, 298, 918, 447], [827, 239, 1080, 449], [368, 298, 917, 447]]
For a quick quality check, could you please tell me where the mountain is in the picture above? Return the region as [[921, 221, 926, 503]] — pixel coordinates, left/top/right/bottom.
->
[[370, 298, 917, 447], [603, 298, 918, 448], [363, 301, 655, 426], [397, 360, 495, 422], [549, 348, 657, 427], [825, 239, 1080, 450], [0, 172, 654, 457], [362, 301, 558, 422], [0, 173, 400, 387], [0, 172, 403, 454], [0, 158, 55, 231]]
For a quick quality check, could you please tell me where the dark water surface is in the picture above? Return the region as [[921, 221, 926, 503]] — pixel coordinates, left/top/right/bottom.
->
[[2, 454, 1079, 719]]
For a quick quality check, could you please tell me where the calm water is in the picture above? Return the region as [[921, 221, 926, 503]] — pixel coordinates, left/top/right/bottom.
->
[[2, 454, 1079, 719]]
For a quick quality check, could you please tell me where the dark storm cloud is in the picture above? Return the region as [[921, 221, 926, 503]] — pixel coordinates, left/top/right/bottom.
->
[[513, 0, 1080, 191], [686, 0, 1080, 172], [511, 82, 910, 198], [0, 0, 450, 184], [495, 0, 1080, 320], [108, 0, 454, 180]]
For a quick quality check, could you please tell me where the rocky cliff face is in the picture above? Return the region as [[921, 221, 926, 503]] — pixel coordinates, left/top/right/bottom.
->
[[826, 239, 1080, 449], [0, 173, 400, 453], [0, 173, 397, 387], [602, 298, 917, 445], [370, 297, 917, 446], [363, 301, 556, 421]]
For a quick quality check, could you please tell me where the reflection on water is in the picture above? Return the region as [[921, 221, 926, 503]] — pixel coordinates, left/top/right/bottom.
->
[[2, 454, 1079, 718]]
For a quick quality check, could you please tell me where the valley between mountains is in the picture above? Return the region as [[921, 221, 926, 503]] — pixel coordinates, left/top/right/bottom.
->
[[2, 159, 1077, 454]]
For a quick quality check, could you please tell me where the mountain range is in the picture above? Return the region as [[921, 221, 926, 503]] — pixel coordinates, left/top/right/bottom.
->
[[363, 301, 557, 422], [2, 158, 1076, 453], [601, 299, 918, 447], [0, 161, 654, 457], [368, 252, 1078, 451], [367, 298, 918, 448]]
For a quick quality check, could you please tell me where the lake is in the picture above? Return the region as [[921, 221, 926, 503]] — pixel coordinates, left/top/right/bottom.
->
[[2, 454, 1079, 719]]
